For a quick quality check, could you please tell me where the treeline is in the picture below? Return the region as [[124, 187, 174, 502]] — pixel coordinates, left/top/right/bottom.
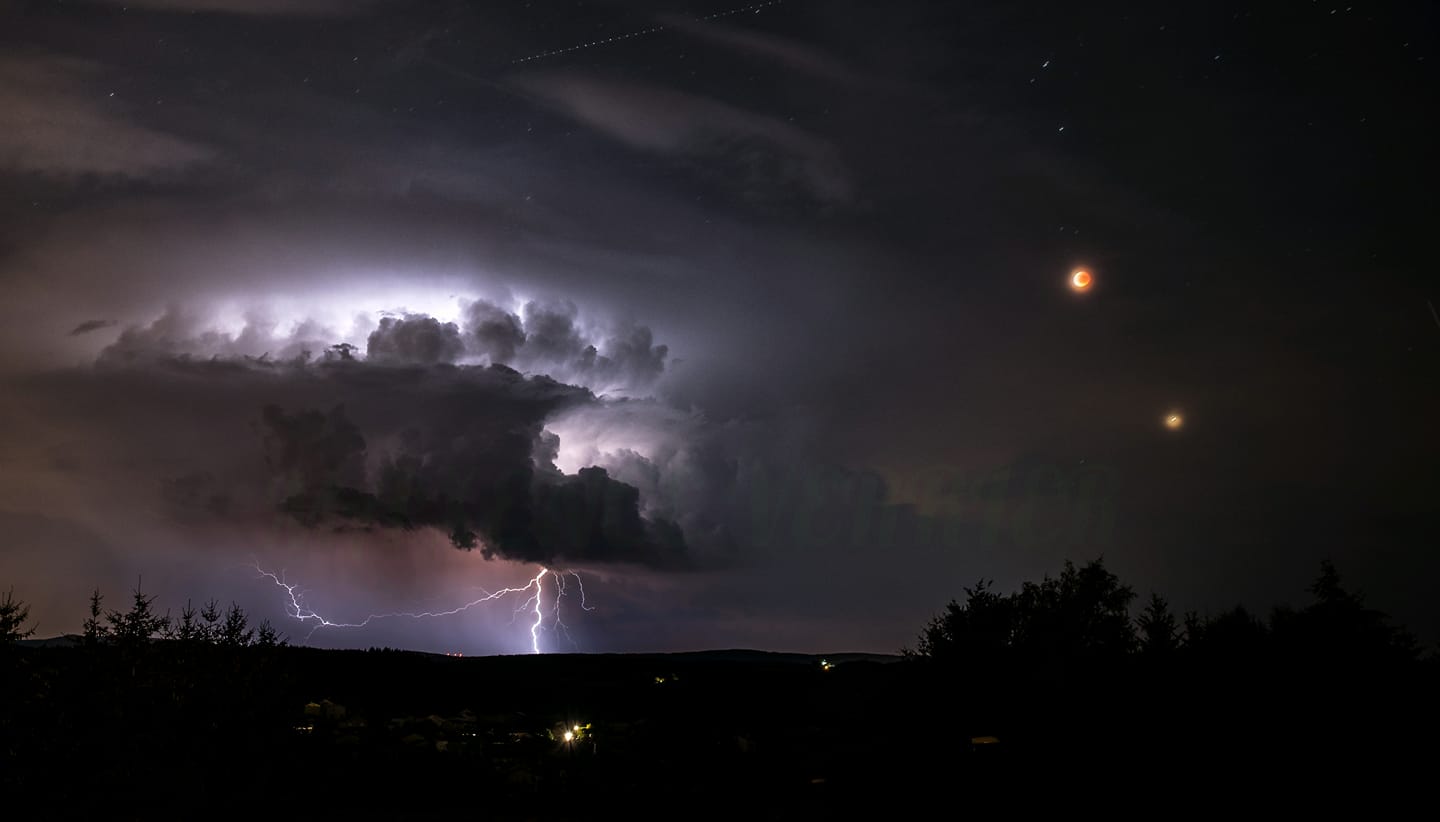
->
[[0, 582, 286, 648], [2, 560, 1437, 804], [0, 587, 34, 643], [79, 585, 286, 648], [903, 558, 1437, 790], [2, 584, 297, 802], [909, 558, 1422, 666]]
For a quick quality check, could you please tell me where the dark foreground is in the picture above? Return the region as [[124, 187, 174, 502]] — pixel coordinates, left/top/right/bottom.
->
[[3, 641, 1437, 816]]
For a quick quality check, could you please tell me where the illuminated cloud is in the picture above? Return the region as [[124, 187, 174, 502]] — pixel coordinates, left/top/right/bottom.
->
[[59, 325, 691, 568], [366, 314, 465, 365], [464, 300, 527, 365]]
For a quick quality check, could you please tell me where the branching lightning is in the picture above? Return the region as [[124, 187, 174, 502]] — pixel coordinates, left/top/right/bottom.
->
[[547, 571, 596, 649], [512, 0, 786, 64], [253, 562, 594, 654]]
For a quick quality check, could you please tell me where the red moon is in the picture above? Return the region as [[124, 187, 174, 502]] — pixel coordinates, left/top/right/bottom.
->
[[1070, 269, 1093, 291]]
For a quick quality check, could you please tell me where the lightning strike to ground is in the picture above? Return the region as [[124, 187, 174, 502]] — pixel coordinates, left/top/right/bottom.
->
[[512, 0, 786, 64], [253, 562, 594, 654]]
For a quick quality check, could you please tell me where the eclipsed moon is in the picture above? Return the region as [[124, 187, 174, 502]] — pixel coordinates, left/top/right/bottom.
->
[[1070, 269, 1093, 291], [1164, 412, 1184, 430]]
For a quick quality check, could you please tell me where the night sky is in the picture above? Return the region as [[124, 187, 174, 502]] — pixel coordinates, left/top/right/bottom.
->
[[1, 0, 1435, 655]]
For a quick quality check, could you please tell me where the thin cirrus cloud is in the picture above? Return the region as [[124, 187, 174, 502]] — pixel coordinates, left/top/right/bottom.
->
[[88, 0, 378, 15], [658, 13, 871, 87], [509, 71, 853, 206], [0, 55, 212, 179]]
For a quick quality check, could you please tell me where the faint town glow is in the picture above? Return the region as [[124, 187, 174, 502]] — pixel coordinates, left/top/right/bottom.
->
[[1165, 412, 1184, 430], [1070, 268, 1093, 291]]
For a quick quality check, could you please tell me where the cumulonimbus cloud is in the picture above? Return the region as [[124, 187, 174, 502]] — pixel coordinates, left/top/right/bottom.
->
[[63, 305, 692, 569], [253, 362, 688, 569]]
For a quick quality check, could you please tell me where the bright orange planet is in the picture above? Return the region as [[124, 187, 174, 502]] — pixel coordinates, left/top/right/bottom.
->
[[1070, 268, 1093, 291], [1164, 412, 1184, 431]]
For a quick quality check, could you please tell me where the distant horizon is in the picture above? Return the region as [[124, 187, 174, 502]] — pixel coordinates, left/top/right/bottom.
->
[[16, 632, 905, 661]]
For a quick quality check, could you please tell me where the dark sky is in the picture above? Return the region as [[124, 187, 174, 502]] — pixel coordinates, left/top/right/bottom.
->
[[0, 0, 1435, 655]]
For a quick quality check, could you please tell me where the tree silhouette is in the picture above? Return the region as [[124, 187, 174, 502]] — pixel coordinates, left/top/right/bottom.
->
[[1181, 610, 1205, 647], [81, 588, 108, 645], [0, 588, 36, 643], [1136, 593, 1180, 655], [105, 582, 171, 646], [219, 603, 254, 647], [198, 599, 222, 643], [912, 557, 1428, 674], [171, 599, 203, 643], [1189, 606, 1268, 658], [1273, 559, 1418, 663], [910, 558, 1137, 663], [255, 619, 287, 648], [909, 579, 1013, 663], [1009, 558, 1136, 659], [1310, 559, 1347, 605]]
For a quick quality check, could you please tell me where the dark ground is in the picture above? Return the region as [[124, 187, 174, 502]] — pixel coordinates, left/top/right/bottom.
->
[[4, 642, 1437, 817]]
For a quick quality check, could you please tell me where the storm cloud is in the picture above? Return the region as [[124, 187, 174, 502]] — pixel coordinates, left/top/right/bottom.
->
[[463, 299, 527, 365], [366, 314, 465, 365], [1, 0, 1434, 654], [455, 299, 670, 392], [0, 301, 692, 578], [255, 360, 688, 569]]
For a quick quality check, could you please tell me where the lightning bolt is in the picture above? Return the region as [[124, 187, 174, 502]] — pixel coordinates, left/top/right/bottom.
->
[[531, 574, 546, 653], [252, 562, 592, 653]]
